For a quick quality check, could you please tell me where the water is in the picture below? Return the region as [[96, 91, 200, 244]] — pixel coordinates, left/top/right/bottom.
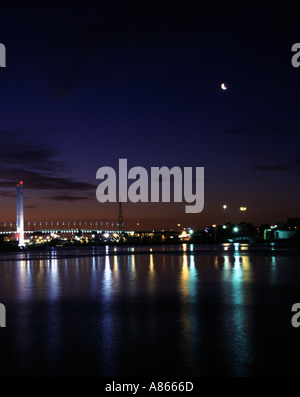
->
[[0, 243, 300, 376]]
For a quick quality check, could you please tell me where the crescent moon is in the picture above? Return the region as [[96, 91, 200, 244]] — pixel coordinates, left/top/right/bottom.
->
[[221, 83, 227, 90]]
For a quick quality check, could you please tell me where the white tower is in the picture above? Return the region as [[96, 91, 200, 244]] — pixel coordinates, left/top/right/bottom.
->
[[17, 181, 24, 247]]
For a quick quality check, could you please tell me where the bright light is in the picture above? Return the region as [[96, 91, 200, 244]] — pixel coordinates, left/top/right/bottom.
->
[[179, 230, 191, 239], [233, 227, 239, 232], [189, 229, 194, 234], [240, 207, 247, 211], [223, 204, 227, 209], [222, 225, 226, 229], [212, 224, 216, 228]]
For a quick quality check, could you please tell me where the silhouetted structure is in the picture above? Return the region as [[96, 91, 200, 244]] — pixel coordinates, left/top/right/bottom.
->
[[118, 201, 124, 232]]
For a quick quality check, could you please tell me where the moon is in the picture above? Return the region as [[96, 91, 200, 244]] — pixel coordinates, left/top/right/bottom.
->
[[221, 83, 227, 90]]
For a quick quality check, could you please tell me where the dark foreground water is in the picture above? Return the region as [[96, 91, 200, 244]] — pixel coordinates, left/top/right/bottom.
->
[[1, 243, 300, 377]]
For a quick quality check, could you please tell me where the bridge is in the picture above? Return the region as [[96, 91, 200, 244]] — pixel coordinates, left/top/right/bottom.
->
[[0, 228, 132, 236], [0, 221, 129, 234], [0, 222, 134, 246], [2, 181, 127, 246]]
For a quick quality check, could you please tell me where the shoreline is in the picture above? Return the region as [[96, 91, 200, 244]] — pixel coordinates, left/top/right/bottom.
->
[[0, 241, 300, 257]]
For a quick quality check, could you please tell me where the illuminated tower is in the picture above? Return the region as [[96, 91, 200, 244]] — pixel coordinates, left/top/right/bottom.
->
[[16, 181, 24, 246]]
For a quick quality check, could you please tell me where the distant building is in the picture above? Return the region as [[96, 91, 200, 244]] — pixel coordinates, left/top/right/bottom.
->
[[274, 230, 297, 240]]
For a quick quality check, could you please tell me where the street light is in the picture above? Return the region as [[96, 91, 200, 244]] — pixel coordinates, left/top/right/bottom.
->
[[223, 204, 227, 224], [240, 207, 247, 219], [212, 224, 217, 242]]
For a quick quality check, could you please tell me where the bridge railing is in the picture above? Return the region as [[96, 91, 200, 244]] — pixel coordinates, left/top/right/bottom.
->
[[0, 221, 124, 232]]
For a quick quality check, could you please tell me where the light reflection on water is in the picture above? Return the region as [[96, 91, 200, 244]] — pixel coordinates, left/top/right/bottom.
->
[[222, 247, 252, 375], [179, 246, 199, 374], [0, 244, 300, 376]]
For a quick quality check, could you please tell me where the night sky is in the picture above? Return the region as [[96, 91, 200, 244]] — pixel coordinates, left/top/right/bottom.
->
[[0, 1, 299, 230]]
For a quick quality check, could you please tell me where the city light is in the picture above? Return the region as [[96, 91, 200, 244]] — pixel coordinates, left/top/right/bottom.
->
[[223, 204, 227, 224], [240, 206, 247, 219]]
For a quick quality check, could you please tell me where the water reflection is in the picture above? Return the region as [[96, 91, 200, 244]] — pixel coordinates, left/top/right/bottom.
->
[[179, 248, 199, 374], [0, 245, 299, 376], [47, 254, 59, 301], [221, 244, 252, 375], [45, 254, 61, 371], [148, 253, 155, 296], [103, 251, 112, 299], [16, 259, 32, 301], [99, 250, 117, 375], [180, 250, 197, 299], [271, 256, 277, 285]]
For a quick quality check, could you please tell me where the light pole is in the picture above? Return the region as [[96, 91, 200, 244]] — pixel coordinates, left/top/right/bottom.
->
[[212, 224, 217, 242], [223, 204, 227, 224], [240, 207, 247, 220]]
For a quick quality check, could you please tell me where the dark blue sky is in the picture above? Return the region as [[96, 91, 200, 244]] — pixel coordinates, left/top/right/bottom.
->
[[0, 1, 299, 229]]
